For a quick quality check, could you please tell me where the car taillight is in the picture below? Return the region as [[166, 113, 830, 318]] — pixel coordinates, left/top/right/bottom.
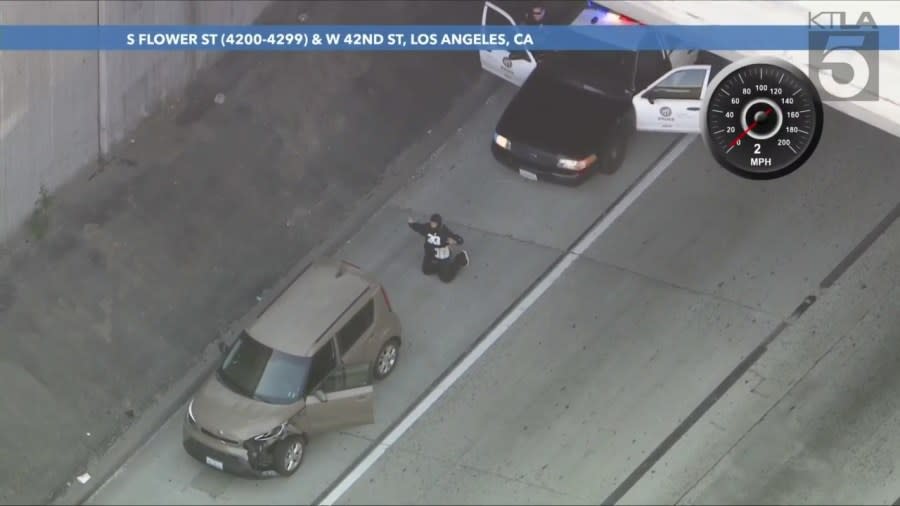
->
[[381, 286, 393, 312]]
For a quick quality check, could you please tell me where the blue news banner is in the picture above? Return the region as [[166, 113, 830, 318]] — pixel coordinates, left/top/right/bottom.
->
[[0, 25, 896, 51]]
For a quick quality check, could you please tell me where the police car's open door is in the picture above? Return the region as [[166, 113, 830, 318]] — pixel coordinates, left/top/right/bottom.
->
[[632, 65, 711, 134], [480, 1, 537, 86]]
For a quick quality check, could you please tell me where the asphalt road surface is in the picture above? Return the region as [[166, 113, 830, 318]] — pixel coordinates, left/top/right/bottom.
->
[[88, 77, 900, 505], [0, 2, 500, 504]]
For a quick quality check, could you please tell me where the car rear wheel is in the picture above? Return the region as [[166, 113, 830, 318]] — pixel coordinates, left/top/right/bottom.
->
[[273, 435, 305, 477], [373, 337, 401, 381]]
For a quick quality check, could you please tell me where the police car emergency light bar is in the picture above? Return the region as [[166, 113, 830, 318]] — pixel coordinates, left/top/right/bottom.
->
[[0, 25, 895, 51]]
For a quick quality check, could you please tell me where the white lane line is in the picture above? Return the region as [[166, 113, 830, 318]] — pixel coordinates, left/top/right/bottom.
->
[[317, 134, 697, 506]]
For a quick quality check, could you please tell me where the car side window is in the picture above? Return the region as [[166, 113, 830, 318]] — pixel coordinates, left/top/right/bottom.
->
[[336, 299, 374, 354], [647, 68, 707, 100], [485, 4, 531, 61], [485, 5, 512, 26], [306, 340, 337, 394], [634, 49, 670, 92]]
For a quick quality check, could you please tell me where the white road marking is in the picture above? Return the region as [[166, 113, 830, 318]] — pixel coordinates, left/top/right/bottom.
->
[[316, 134, 697, 506]]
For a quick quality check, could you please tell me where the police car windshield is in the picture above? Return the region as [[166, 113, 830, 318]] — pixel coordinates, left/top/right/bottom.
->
[[538, 50, 637, 97]]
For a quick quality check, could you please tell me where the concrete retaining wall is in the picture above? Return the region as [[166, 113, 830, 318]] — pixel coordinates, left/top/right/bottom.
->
[[0, 0, 271, 240]]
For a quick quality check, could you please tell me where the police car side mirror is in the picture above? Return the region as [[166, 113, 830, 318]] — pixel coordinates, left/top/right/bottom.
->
[[644, 91, 657, 104], [312, 389, 327, 403]]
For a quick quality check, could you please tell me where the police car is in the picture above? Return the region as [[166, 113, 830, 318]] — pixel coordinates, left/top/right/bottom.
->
[[481, 1, 713, 184]]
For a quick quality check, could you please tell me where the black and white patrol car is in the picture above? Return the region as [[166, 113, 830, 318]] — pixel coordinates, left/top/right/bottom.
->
[[480, 1, 713, 185]]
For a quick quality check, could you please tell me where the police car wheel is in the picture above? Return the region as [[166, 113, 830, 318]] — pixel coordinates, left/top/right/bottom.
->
[[598, 138, 626, 174]]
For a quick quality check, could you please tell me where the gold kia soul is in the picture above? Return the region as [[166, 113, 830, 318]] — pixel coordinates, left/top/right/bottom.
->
[[183, 258, 402, 477]]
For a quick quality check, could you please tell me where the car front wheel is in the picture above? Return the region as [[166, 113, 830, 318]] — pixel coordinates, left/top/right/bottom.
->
[[598, 135, 628, 174], [272, 435, 305, 477]]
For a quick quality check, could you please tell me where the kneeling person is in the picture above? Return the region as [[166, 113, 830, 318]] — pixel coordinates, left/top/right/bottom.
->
[[408, 213, 469, 283]]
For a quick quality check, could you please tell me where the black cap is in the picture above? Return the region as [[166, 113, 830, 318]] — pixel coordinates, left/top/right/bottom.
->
[[429, 213, 442, 225]]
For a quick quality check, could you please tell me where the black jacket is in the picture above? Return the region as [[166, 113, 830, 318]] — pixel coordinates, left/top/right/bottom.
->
[[409, 222, 463, 261]]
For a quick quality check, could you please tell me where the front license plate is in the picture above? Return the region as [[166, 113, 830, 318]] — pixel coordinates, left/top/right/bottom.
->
[[205, 456, 224, 470], [518, 168, 538, 181]]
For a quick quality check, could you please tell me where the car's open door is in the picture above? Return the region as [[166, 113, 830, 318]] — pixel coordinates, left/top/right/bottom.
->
[[479, 1, 537, 86], [295, 363, 374, 435], [632, 65, 712, 134]]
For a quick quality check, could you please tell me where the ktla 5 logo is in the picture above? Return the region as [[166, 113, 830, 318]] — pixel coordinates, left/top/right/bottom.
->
[[808, 10, 879, 101]]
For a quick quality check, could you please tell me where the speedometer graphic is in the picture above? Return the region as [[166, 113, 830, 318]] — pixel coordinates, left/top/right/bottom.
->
[[701, 56, 824, 180]]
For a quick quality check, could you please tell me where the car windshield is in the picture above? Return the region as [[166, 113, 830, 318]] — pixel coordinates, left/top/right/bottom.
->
[[538, 50, 637, 97], [216, 331, 311, 405]]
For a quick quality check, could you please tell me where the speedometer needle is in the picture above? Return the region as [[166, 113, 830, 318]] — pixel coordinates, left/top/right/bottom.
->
[[729, 107, 773, 147]]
